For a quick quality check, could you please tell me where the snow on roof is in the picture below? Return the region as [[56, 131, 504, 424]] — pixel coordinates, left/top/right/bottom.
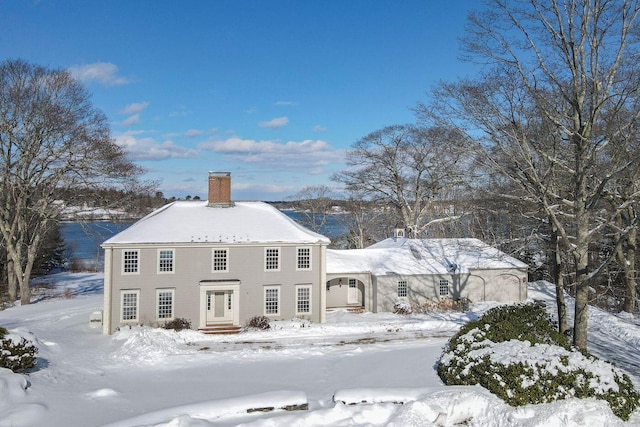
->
[[102, 201, 330, 245], [327, 237, 527, 276]]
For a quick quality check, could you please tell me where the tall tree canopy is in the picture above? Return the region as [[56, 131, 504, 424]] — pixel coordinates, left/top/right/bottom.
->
[[419, 0, 640, 349], [0, 59, 143, 304], [333, 124, 469, 239]]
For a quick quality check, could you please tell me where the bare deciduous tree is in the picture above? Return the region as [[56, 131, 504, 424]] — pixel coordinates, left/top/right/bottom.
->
[[337, 194, 389, 249], [289, 185, 335, 235], [419, 0, 640, 349], [0, 59, 143, 305], [332, 124, 469, 239]]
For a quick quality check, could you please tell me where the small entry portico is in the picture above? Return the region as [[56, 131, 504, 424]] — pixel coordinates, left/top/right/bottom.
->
[[199, 280, 240, 328]]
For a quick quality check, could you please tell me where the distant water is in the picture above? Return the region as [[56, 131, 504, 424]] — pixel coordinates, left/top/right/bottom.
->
[[280, 210, 348, 238], [61, 222, 132, 266], [61, 211, 347, 265]]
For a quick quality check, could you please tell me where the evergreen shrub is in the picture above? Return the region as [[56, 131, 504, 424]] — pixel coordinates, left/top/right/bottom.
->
[[0, 327, 38, 373], [437, 304, 639, 420]]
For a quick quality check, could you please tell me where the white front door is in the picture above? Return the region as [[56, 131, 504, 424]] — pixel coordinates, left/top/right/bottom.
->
[[347, 279, 359, 304], [206, 290, 234, 323]]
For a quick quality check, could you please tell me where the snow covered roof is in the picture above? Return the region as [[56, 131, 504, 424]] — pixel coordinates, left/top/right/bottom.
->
[[327, 238, 527, 276], [102, 201, 330, 245]]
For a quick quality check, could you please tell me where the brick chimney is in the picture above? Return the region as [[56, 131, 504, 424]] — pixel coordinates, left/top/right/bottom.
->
[[207, 172, 233, 207]]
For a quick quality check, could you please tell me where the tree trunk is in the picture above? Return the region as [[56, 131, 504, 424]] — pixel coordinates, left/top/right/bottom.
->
[[18, 233, 41, 306], [622, 225, 637, 313], [573, 210, 590, 349], [573, 136, 590, 350], [573, 250, 590, 349], [6, 258, 17, 302], [550, 226, 568, 334]]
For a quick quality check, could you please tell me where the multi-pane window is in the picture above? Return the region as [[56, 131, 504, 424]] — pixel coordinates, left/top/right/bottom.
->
[[265, 248, 280, 271], [123, 250, 139, 274], [297, 247, 311, 270], [439, 279, 450, 297], [212, 249, 229, 272], [264, 286, 280, 315], [349, 278, 357, 288], [398, 280, 408, 297], [296, 285, 312, 314], [121, 290, 139, 322], [157, 289, 174, 320], [158, 249, 174, 273]]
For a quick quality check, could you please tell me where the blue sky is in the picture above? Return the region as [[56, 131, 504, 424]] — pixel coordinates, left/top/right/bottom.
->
[[1, 0, 481, 200]]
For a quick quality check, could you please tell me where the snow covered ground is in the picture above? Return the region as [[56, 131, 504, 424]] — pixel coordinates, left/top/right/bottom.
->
[[0, 274, 638, 426]]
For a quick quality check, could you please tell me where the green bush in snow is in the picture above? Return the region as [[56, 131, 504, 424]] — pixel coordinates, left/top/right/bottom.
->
[[0, 327, 38, 373], [437, 304, 639, 420]]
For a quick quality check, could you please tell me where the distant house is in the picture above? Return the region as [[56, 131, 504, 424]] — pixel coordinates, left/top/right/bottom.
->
[[102, 175, 528, 334], [101, 172, 330, 335], [325, 230, 528, 313]]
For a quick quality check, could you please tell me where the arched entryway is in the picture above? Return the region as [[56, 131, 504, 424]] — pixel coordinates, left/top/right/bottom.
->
[[325, 275, 369, 311]]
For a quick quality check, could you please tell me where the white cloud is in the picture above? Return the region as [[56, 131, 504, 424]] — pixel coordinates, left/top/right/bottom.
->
[[115, 132, 199, 161], [185, 129, 203, 137], [313, 125, 327, 132], [258, 116, 289, 129], [232, 181, 298, 194], [121, 114, 140, 127], [274, 101, 297, 107], [198, 137, 343, 171], [120, 102, 149, 115], [68, 62, 129, 86], [169, 106, 192, 117]]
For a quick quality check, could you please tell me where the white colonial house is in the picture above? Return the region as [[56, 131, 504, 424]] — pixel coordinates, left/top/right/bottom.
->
[[101, 172, 330, 334], [102, 173, 528, 334]]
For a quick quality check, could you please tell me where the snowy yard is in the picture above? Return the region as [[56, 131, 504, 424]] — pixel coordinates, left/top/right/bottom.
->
[[0, 274, 638, 426]]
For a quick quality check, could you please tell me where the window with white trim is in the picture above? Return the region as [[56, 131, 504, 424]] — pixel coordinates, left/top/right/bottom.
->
[[398, 280, 408, 297], [296, 285, 312, 315], [121, 290, 140, 322], [122, 250, 139, 274], [156, 288, 175, 320], [439, 279, 450, 297], [264, 286, 280, 315], [265, 248, 280, 271], [212, 248, 229, 272], [349, 278, 357, 288], [297, 247, 311, 270], [158, 249, 174, 273]]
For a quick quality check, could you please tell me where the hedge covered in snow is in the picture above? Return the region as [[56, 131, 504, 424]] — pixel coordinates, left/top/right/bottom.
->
[[0, 327, 38, 373], [437, 304, 639, 420]]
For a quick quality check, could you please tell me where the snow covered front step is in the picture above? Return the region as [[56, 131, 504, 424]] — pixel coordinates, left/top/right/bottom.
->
[[198, 324, 242, 335], [327, 306, 365, 314]]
